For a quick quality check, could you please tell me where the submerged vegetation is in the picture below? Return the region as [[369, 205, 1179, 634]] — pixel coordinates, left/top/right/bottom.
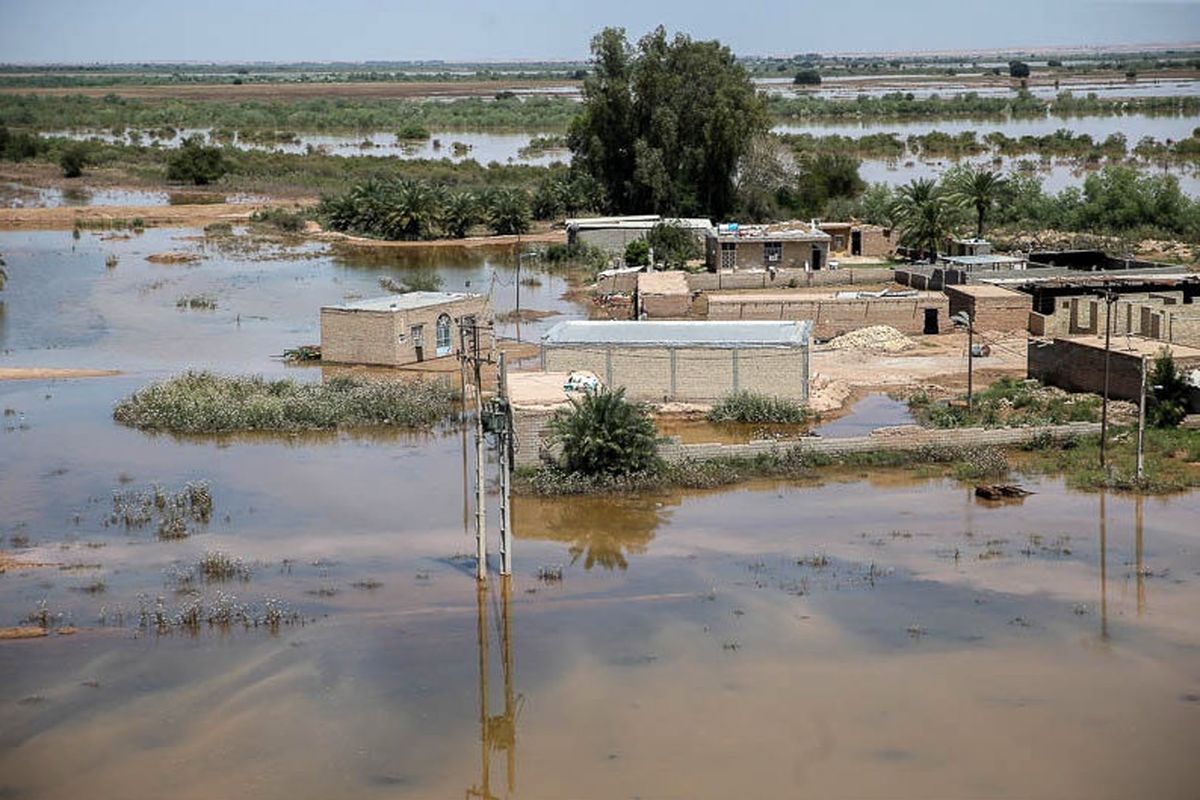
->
[[706, 391, 811, 424], [522, 442, 1013, 496], [113, 371, 457, 433], [907, 378, 1104, 428]]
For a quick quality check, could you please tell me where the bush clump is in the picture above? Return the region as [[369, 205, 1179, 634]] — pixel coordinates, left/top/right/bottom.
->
[[549, 388, 660, 477], [113, 371, 457, 433], [707, 390, 811, 424]]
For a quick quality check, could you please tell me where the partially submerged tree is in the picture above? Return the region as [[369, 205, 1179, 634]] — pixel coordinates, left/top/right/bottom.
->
[[483, 187, 532, 235], [569, 26, 769, 218], [550, 388, 659, 477], [166, 136, 227, 185], [58, 143, 89, 178]]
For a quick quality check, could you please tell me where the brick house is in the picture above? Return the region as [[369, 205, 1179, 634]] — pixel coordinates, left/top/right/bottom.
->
[[705, 222, 831, 272], [320, 292, 491, 367]]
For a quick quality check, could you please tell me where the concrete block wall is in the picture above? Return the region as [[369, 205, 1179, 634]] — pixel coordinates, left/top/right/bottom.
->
[[705, 295, 948, 339], [542, 345, 809, 403], [656, 422, 1102, 463], [946, 288, 1032, 332], [515, 414, 1103, 468]]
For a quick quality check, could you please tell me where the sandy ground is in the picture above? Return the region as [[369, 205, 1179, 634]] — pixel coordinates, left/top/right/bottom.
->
[[808, 331, 1027, 412], [0, 368, 122, 381], [0, 552, 58, 572]]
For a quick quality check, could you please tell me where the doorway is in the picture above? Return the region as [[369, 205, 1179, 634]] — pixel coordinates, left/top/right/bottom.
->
[[811, 247, 823, 271], [851, 230, 862, 256], [923, 308, 939, 334], [411, 324, 425, 362]]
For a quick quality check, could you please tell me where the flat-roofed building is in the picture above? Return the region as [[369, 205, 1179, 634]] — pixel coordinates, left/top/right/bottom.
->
[[705, 222, 832, 272], [320, 292, 490, 367]]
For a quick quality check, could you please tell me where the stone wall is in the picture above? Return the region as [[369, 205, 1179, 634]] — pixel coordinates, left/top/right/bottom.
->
[[686, 267, 894, 292], [945, 286, 1032, 332]]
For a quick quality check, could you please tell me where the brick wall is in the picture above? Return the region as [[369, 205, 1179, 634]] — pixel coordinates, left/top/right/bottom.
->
[[1028, 338, 1200, 401], [705, 294, 948, 338], [687, 267, 893, 292], [945, 287, 1032, 332]]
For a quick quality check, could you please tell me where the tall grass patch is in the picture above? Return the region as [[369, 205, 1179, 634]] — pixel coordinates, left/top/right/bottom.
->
[[114, 371, 457, 433]]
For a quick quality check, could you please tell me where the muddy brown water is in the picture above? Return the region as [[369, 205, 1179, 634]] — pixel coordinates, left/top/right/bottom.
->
[[2, 229, 1200, 798]]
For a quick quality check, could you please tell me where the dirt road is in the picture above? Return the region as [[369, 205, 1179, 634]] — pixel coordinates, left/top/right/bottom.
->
[[0, 368, 122, 381]]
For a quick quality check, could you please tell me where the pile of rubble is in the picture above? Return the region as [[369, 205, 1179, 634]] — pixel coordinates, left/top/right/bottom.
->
[[823, 326, 916, 354]]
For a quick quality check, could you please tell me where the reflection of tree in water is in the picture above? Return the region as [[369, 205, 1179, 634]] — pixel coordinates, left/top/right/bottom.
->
[[513, 493, 674, 571]]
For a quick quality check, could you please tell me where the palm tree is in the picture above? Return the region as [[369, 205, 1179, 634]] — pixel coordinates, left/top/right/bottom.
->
[[483, 187, 532, 236], [549, 388, 659, 477], [892, 178, 952, 260], [384, 179, 444, 241], [948, 167, 1007, 239], [441, 191, 480, 238]]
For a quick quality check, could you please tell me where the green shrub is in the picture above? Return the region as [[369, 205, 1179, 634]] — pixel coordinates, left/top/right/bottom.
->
[[1149, 348, 1189, 428], [250, 206, 306, 233], [707, 390, 810, 424], [624, 239, 650, 267]]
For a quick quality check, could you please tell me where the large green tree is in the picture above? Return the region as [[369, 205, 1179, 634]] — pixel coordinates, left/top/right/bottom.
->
[[892, 178, 953, 259], [568, 27, 769, 218]]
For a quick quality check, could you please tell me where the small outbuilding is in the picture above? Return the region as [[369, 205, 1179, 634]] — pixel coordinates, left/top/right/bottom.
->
[[541, 320, 811, 402], [945, 284, 1032, 332], [320, 292, 491, 367], [1028, 336, 1200, 404]]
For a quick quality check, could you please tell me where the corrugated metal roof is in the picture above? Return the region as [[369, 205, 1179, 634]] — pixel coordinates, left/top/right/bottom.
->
[[324, 292, 476, 312], [542, 320, 811, 348]]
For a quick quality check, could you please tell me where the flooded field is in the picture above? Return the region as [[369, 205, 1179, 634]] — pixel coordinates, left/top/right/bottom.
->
[[2, 230, 1200, 798], [756, 75, 1200, 101]]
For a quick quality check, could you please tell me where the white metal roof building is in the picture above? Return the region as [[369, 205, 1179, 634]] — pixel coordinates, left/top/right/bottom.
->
[[540, 320, 811, 402]]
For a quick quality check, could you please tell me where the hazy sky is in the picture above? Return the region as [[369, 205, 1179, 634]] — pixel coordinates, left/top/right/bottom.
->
[[1, 0, 1198, 62]]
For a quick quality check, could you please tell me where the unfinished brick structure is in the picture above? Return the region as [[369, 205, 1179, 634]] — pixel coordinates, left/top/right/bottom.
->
[[944, 284, 1032, 332], [320, 292, 491, 367], [701, 290, 948, 339], [540, 320, 810, 403], [818, 222, 895, 258], [636, 271, 692, 319], [1028, 336, 1200, 402], [1028, 292, 1200, 348]]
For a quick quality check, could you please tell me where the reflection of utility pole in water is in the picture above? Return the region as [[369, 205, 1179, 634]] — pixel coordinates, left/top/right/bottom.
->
[[468, 576, 520, 799], [1135, 494, 1145, 617], [1099, 491, 1109, 641]]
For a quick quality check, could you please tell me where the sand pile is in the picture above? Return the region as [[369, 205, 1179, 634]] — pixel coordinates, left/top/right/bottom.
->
[[824, 326, 915, 354]]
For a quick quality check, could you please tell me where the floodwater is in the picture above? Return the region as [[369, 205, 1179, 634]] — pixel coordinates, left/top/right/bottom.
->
[[3, 230, 1200, 798], [756, 75, 1200, 101], [35, 111, 1200, 203]]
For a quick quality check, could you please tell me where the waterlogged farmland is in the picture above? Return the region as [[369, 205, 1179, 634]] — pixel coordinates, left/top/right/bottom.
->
[[2, 228, 1200, 797]]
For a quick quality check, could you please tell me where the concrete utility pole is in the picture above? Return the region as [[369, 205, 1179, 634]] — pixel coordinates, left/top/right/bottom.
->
[[966, 315, 975, 413], [471, 321, 487, 582], [1136, 354, 1148, 482], [1099, 288, 1116, 469], [497, 352, 513, 576]]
